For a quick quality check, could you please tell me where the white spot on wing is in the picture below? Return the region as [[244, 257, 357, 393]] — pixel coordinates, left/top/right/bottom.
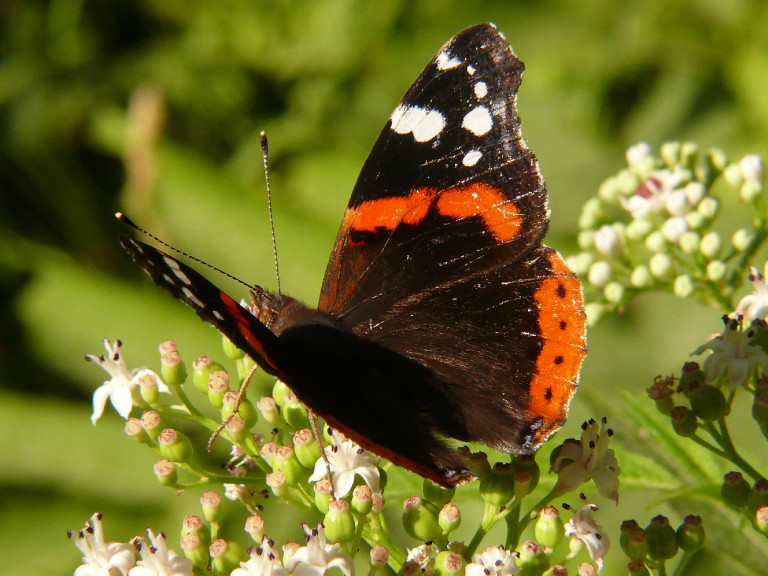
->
[[391, 104, 446, 143], [462, 150, 482, 166], [467, 65, 476, 75], [213, 310, 224, 321], [462, 106, 493, 136], [182, 287, 205, 309], [161, 255, 191, 285], [474, 81, 488, 99], [436, 50, 461, 70]]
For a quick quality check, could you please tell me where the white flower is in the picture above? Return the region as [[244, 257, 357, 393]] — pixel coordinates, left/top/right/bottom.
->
[[594, 225, 621, 258], [734, 262, 768, 321], [85, 339, 168, 424], [403, 543, 439, 576], [284, 524, 354, 576], [129, 529, 193, 576], [70, 513, 136, 576], [465, 545, 519, 576], [308, 432, 380, 498], [692, 315, 768, 388], [740, 154, 765, 183], [565, 503, 610, 573], [551, 418, 620, 504], [619, 168, 685, 219], [232, 537, 287, 576]]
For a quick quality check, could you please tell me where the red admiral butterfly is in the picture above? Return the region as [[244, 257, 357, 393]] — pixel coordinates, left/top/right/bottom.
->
[[120, 23, 586, 487]]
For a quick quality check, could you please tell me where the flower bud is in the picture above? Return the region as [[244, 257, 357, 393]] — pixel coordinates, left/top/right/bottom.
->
[[696, 197, 718, 219], [158, 428, 193, 463], [403, 495, 443, 542], [221, 392, 258, 428], [706, 147, 728, 174], [180, 533, 209, 569], [138, 372, 161, 405], [372, 491, 385, 513], [680, 141, 698, 168], [649, 253, 673, 278], [689, 383, 726, 421], [516, 540, 549, 575], [578, 198, 605, 231], [747, 478, 768, 516], [222, 336, 244, 359], [125, 418, 151, 444], [273, 445, 305, 486], [684, 210, 705, 230], [258, 396, 282, 426], [625, 218, 653, 241], [576, 562, 597, 576], [566, 253, 594, 276], [604, 281, 625, 304], [587, 261, 612, 288], [324, 498, 356, 543], [630, 265, 653, 288], [266, 470, 288, 498], [670, 406, 697, 437], [200, 491, 222, 523], [645, 231, 667, 253], [161, 350, 187, 386], [423, 479, 455, 506], [659, 141, 681, 168], [679, 362, 704, 396], [645, 515, 678, 560], [628, 142, 655, 172], [535, 507, 564, 549], [225, 415, 248, 444], [272, 380, 291, 407], [627, 558, 650, 575], [313, 477, 332, 514], [433, 551, 464, 576], [350, 484, 373, 516], [721, 471, 750, 508], [282, 392, 310, 429], [181, 515, 210, 543], [673, 275, 694, 299], [733, 228, 755, 252], [678, 231, 700, 254], [754, 506, 768, 536], [245, 513, 265, 543], [662, 217, 688, 243], [706, 260, 726, 281], [585, 303, 608, 325], [260, 441, 277, 468], [192, 356, 225, 394], [210, 539, 247, 575], [512, 454, 540, 493], [595, 224, 622, 257], [479, 463, 515, 507], [619, 520, 647, 560], [438, 503, 461, 534], [293, 429, 322, 468], [154, 459, 177, 486], [370, 546, 389, 569], [141, 410, 164, 440], [207, 370, 230, 408], [676, 515, 704, 552]]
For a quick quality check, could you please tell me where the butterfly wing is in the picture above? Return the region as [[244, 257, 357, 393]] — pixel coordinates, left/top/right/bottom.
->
[[319, 23, 586, 452]]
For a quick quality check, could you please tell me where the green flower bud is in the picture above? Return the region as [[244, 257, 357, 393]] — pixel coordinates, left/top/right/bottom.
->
[[676, 515, 704, 552], [273, 445, 305, 486], [721, 471, 750, 507], [200, 491, 222, 523], [512, 470, 533, 499], [754, 506, 768, 537], [438, 503, 461, 534], [645, 231, 667, 254], [660, 141, 682, 167], [516, 540, 549, 576], [588, 261, 612, 288], [210, 539, 247, 575], [181, 515, 211, 543], [649, 253, 673, 278], [260, 441, 277, 468], [158, 428, 193, 463], [272, 380, 291, 407], [293, 429, 322, 468], [192, 356, 225, 394], [706, 260, 727, 281], [670, 406, 697, 437], [423, 478, 455, 506], [578, 230, 596, 251], [511, 454, 540, 493], [180, 533, 209, 569], [673, 275, 694, 299], [221, 391, 258, 428], [619, 520, 648, 560], [138, 372, 161, 405], [207, 370, 230, 408], [224, 415, 248, 444], [467, 450, 491, 477], [403, 495, 443, 543], [161, 350, 187, 386], [680, 142, 698, 168], [615, 168, 641, 193], [222, 336, 244, 359], [747, 478, 768, 516], [678, 232, 700, 254], [579, 198, 606, 231], [266, 470, 288, 498], [324, 499, 356, 543], [679, 362, 705, 397], [585, 303, 608, 325], [733, 228, 755, 252], [628, 266, 652, 289], [604, 281, 625, 304], [257, 396, 282, 426], [723, 163, 744, 188], [352, 484, 374, 516], [314, 477, 332, 514], [370, 546, 389, 569], [479, 463, 515, 507], [535, 506, 564, 548], [153, 459, 178, 486], [698, 232, 721, 259], [741, 180, 763, 203], [625, 218, 654, 241], [282, 392, 310, 429], [684, 211, 705, 230], [125, 418, 151, 445], [434, 551, 464, 576], [645, 515, 678, 560], [696, 197, 719, 219], [627, 558, 651, 575], [689, 382, 726, 421], [245, 513, 265, 543], [706, 147, 728, 174]]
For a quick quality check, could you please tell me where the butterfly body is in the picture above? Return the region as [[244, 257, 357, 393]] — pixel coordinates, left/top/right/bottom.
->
[[121, 23, 586, 487]]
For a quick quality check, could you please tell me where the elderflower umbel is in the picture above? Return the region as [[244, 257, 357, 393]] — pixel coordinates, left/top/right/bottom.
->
[[551, 418, 620, 504], [565, 503, 609, 573], [69, 513, 136, 576], [85, 339, 168, 424], [284, 524, 354, 576], [692, 315, 768, 388], [308, 431, 380, 498], [465, 545, 520, 576], [232, 537, 287, 576], [129, 528, 193, 576]]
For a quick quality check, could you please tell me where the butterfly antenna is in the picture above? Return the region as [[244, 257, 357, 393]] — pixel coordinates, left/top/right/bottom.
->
[[115, 212, 258, 292], [260, 131, 282, 296]]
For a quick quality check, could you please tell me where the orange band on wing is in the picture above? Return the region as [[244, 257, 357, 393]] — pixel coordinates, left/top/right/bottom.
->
[[528, 251, 587, 436], [346, 189, 436, 234]]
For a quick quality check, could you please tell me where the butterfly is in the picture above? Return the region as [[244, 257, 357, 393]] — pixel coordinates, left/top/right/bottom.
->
[[120, 23, 586, 487]]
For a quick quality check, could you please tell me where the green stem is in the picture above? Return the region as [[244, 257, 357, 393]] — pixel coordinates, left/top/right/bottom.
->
[[363, 512, 406, 571], [464, 502, 498, 559], [716, 417, 764, 481], [672, 551, 692, 576], [657, 560, 668, 576]]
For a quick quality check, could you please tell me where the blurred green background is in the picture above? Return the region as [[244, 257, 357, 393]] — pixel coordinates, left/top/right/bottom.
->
[[3, 0, 768, 574]]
